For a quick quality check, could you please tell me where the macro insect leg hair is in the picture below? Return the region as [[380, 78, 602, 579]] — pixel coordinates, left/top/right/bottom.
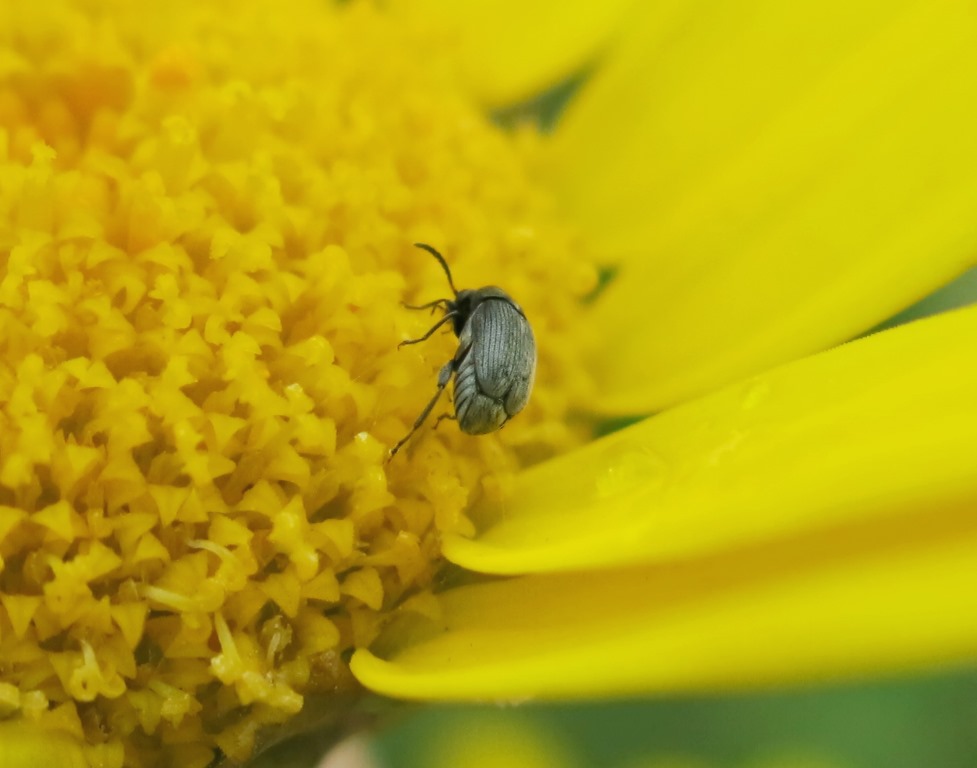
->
[[414, 242, 458, 296]]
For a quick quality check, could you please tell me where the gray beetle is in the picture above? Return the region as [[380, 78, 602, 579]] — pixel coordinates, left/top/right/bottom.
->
[[389, 243, 537, 457]]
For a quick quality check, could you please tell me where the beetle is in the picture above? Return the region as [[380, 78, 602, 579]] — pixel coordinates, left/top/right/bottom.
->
[[389, 243, 537, 457]]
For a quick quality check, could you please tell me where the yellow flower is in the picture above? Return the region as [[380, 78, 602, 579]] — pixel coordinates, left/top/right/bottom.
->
[[0, 1, 975, 767]]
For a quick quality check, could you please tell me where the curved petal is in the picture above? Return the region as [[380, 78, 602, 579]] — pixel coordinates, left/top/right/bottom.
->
[[351, 512, 977, 699], [387, 0, 636, 107], [442, 306, 977, 575], [547, 0, 977, 412]]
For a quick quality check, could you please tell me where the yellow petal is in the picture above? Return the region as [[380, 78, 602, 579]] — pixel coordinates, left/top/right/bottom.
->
[[388, 0, 636, 107], [443, 306, 977, 574], [548, 0, 977, 412], [351, 510, 977, 699]]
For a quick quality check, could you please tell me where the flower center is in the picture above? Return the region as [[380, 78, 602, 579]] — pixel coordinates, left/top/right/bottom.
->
[[0, 0, 595, 764]]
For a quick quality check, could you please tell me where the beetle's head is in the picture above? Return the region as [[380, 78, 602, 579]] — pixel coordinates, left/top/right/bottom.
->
[[447, 289, 476, 336], [447, 286, 521, 337]]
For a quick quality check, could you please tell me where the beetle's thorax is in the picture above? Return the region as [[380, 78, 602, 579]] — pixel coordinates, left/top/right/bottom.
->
[[447, 287, 520, 337]]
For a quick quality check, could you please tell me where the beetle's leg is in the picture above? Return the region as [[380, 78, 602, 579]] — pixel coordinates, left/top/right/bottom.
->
[[398, 312, 457, 348], [402, 298, 450, 315], [433, 413, 457, 431], [388, 361, 455, 458]]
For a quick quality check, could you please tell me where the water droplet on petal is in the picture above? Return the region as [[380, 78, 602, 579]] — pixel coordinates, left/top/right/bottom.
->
[[741, 378, 771, 410], [593, 440, 668, 500], [707, 429, 747, 467]]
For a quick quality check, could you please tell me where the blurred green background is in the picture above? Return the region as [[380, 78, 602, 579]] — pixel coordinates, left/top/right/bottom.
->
[[369, 668, 977, 768]]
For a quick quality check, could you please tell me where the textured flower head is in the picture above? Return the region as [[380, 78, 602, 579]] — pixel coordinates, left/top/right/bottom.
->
[[0, 1, 595, 764]]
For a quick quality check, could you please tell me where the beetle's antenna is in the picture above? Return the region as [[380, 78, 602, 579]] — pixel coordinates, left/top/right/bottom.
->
[[414, 243, 458, 296]]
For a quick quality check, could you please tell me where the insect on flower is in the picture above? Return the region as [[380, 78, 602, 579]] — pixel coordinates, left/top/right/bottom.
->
[[390, 243, 537, 457]]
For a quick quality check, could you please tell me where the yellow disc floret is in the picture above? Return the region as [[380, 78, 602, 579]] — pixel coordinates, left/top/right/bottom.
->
[[0, 0, 595, 765]]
